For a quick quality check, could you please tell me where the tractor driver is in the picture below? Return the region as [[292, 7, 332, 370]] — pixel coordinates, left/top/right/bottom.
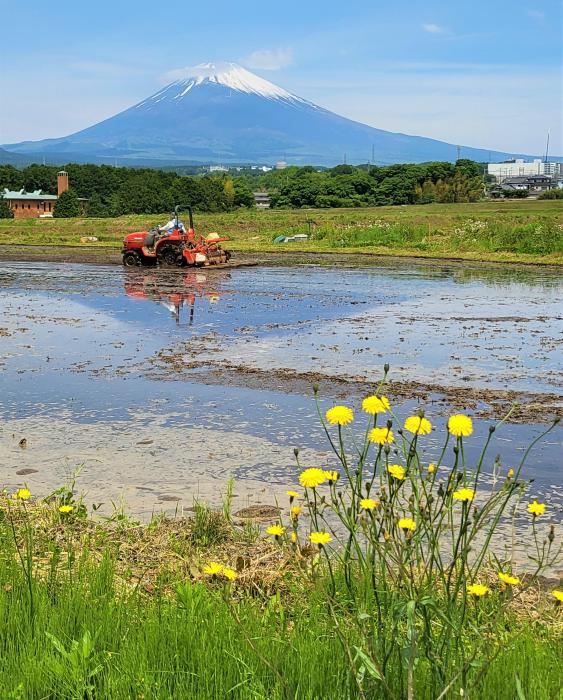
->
[[159, 216, 186, 235]]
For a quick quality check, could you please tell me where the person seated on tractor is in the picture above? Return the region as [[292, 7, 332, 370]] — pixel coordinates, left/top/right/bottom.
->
[[159, 216, 186, 235]]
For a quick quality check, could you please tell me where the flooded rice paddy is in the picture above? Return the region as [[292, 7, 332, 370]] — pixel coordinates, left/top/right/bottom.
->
[[0, 260, 561, 525]]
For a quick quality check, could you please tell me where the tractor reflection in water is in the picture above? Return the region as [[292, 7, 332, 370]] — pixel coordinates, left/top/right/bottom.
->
[[124, 269, 230, 326]]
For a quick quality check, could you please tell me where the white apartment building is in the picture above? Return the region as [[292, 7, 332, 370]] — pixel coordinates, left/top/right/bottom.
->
[[488, 159, 562, 181]]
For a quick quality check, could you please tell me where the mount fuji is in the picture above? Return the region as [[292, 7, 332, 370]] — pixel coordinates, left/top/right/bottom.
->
[[1, 62, 550, 166]]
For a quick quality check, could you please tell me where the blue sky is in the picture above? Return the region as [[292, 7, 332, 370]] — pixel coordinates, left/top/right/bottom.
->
[[1, 0, 561, 154]]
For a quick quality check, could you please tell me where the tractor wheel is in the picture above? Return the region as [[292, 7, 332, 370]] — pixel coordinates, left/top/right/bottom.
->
[[122, 250, 141, 267], [158, 243, 182, 266]]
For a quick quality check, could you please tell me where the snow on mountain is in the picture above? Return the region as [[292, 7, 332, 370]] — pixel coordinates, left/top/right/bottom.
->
[[152, 62, 302, 102], [1, 62, 551, 166]]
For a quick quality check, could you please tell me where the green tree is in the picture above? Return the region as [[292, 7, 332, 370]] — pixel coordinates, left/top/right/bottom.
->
[[86, 192, 110, 217], [233, 178, 255, 208], [223, 179, 235, 208], [22, 164, 58, 193], [0, 165, 24, 191], [0, 199, 14, 218], [54, 189, 81, 218]]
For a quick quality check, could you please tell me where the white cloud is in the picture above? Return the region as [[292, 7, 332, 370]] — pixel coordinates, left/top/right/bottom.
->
[[527, 9, 545, 19], [422, 23, 446, 34], [240, 48, 294, 70]]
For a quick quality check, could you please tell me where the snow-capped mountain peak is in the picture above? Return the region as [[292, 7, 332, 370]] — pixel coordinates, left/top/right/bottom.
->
[[168, 62, 298, 101]]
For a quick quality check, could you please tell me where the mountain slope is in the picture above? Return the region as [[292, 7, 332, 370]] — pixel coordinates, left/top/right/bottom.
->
[[2, 63, 556, 166]]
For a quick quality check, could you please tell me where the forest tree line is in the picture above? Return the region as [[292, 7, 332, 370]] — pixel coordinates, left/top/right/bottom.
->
[[0, 159, 485, 217]]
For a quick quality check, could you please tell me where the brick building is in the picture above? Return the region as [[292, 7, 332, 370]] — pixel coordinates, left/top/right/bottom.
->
[[1, 171, 70, 219]]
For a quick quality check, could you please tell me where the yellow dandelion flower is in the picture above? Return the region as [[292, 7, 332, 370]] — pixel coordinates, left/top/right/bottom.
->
[[448, 414, 473, 437], [507, 468, 514, 479], [299, 468, 327, 489], [360, 498, 379, 510], [428, 463, 436, 474], [453, 488, 475, 502], [286, 490, 299, 500], [324, 470, 339, 483], [403, 416, 432, 435], [325, 406, 354, 426], [552, 590, 563, 603], [266, 524, 285, 537], [498, 572, 520, 586], [14, 488, 31, 501], [387, 464, 406, 481], [362, 395, 390, 415], [290, 506, 302, 518], [398, 517, 416, 531], [58, 505, 73, 514], [467, 583, 489, 597], [291, 532, 298, 544], [222, 568, 237, 581], [203, 562, 224, 576], [368, 427, 395, 445], [310, 531, 332, 546], [527, 500, 545, 517]]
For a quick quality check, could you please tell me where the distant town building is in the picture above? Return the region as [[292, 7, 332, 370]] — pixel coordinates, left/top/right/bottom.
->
[[275, 161, 288, 170], [209, 165, 228, 172], [1, 171, 77, 219], [253, 192, 271, 209], [488, 159, 562, 182], [490, 174, 553, 198]]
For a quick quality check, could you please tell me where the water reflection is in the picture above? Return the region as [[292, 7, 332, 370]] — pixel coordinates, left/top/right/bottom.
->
[[124, 269, 230, 326], [0, 260, 560, 515]]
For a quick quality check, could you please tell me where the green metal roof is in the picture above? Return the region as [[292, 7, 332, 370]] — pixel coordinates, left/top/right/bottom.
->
[[2, 188, 58, 201]]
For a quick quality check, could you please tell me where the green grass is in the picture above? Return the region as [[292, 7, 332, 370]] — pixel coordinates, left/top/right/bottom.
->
[[1, 544, 561, 699], [0, 501, 561, 700], [1, 200, 562, 264]]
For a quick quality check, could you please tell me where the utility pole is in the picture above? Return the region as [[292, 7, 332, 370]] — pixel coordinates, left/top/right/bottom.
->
[[371, 144, 375, 165], [544, 130, 550, 163], [343, 152, 347, 164]]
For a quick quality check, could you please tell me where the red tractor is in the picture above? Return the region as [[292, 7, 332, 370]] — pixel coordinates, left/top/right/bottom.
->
[[121, 206, 231, 267]]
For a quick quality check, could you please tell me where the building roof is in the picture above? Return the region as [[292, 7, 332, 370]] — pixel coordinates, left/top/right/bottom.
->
[[503, 175, 551, 185], [2, 188, 58, 201]]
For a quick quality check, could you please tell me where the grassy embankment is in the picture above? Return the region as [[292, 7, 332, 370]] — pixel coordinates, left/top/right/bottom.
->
[[1, 393, 562, 699], [1, 494, 561, 700], [0, 200, 562, 264]]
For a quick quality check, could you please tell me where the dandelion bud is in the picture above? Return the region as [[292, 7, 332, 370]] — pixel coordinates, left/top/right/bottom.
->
[[337, 491, 342, 499], [384, 445, 391, 455], [548, 525, 555, 543], [453, 445, 459, 455], [365, 482, 371, 493], [438, 484, 445, 498], [554, 416, 561, 425], [386, 419, 393, 429], [312, 383, 319, 395], [489, 425, 496, 434], [456, 472, 463, 483], [383, 363, 390, 374], [293, 447, 300, 458]]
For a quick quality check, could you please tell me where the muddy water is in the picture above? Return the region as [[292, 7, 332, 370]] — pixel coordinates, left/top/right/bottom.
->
[[0, 261, 561, 526]]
